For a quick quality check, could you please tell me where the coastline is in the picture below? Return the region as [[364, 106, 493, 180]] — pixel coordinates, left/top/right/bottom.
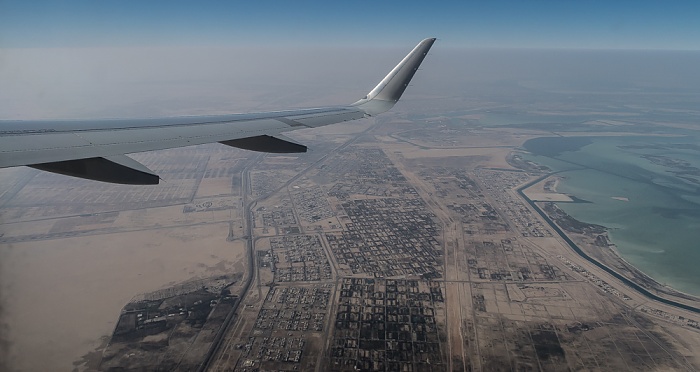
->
[[604, 234, 700, 302], [543, 173, 700, 302], [543, 201, 700, 303], [516, 173, 700, 313], [518, 134, 700, 301]]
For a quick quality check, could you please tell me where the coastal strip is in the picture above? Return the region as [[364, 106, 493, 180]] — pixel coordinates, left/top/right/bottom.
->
[[516, 174, 700, 315]]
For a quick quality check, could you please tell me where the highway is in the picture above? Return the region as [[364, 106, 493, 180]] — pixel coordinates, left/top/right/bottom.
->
[[196, 154, 261, 372], [199, 121, 380, 370]]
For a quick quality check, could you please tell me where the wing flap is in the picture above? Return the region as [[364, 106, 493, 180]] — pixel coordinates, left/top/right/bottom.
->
[[285, 109, 366, 128], [0, 132, 91, 152]]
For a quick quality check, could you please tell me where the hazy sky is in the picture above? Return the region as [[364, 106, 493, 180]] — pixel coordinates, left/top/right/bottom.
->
[[2, 0, 700, 120], [2, 0, 700, 50]]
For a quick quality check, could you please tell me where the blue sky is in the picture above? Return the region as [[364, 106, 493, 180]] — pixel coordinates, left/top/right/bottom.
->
[[1, 0, 700, 49]]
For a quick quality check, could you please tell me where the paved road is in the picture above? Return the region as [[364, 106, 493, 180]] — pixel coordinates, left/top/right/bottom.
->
[[517, 173, 700, 315]]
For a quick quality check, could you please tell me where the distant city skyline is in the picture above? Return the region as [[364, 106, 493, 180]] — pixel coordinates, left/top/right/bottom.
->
[[2, 0, 700, 50]]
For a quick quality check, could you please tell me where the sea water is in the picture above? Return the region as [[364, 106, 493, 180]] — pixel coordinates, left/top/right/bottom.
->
[[523, 136, 700, 295]]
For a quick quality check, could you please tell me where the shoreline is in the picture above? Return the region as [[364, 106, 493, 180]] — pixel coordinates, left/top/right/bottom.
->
[[516, 173, 700, 314], [545, 173, 700, 301], [543, 200, 700, 302], [520, 168, 700, 301], [605, 234, 700, 301]]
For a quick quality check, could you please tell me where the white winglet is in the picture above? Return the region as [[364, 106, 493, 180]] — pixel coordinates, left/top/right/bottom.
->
[[352, 38, 436, 115]]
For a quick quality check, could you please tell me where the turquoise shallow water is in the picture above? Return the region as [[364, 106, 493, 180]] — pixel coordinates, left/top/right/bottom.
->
[[523, 136, 700, 295]]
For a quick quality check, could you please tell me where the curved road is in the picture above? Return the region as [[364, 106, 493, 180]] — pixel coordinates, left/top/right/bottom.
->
[[517, 174, 700, 315]]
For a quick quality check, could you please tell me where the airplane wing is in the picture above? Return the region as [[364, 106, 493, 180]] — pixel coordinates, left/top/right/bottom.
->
[[0, 38, 436, 184]]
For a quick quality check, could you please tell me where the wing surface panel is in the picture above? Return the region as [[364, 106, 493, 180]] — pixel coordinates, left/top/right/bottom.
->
[[0, 108, 366, 168]]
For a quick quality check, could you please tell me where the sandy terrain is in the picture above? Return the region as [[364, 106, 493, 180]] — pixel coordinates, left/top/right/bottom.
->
[[0, 223, 246, 371], [0, 148, 252, 372]]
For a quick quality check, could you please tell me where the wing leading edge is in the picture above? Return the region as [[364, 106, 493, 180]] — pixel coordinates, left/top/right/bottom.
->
[[0, 38, 436, 184]]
